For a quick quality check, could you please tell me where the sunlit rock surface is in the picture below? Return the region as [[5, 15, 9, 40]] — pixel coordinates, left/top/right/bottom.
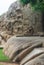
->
[[0, 1, 44, 65], [0, 1, 42, 38], [3, 37, 44, 64]]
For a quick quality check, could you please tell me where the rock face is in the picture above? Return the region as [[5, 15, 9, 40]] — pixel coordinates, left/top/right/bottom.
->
[[0, 1, 43, 38], [0, 1, 44, 64], [3, 37, 44, 65], [20, 48, 44, 65], [3, 36, 44, 62], [24, 54, 44, 65]]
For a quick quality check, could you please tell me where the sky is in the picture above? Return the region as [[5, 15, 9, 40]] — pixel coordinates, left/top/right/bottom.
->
[[0, 0, 17, 15]]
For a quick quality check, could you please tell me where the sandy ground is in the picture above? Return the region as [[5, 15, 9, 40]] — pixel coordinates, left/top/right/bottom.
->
[[0, 62, 19, 65]]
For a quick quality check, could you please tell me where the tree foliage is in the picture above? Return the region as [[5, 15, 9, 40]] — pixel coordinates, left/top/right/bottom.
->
[[20, 0, 30, 5], [20, 0, 44, 12]]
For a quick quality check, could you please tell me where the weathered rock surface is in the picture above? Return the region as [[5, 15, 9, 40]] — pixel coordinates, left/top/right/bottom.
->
[[3, 37, 44, 63], [13, 41, 42, 62], [0, 1, 43, 38], [0, 1, 43, 51], [20, 48, 44, 65], [0, 31, 13, 47], [0, 1, 44, 65], [24, 54, 44, 65]]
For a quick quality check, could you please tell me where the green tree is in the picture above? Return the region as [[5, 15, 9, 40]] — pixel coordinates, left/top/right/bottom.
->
[[20, 0, 44, 32]]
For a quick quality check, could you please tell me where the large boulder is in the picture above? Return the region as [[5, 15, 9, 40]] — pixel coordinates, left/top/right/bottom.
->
[[3, 37, 44, 63]]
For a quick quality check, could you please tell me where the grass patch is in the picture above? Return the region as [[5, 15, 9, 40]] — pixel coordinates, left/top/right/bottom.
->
[[0, 48, 9, 61]]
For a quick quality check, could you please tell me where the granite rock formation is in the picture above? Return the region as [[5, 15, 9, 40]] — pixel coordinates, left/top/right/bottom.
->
[[0, 1, 44, 65], [3, 36, 44, 65], [0, 1, 42, 39]]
